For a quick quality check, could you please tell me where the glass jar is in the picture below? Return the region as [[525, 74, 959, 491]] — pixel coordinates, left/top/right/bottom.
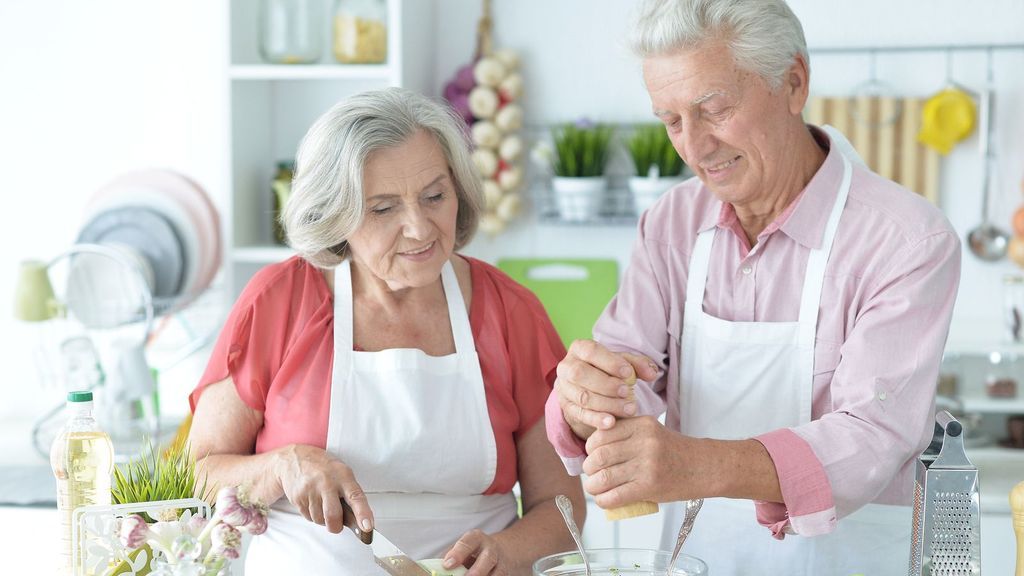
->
[[259, 0, 323, 64], [272, 161, 294, 245], [333, 0, 388, 64]]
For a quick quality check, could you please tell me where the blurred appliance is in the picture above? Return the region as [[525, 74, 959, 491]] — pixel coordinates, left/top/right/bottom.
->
[[14, 169, 221, 462], [908, 410, 981, 575]]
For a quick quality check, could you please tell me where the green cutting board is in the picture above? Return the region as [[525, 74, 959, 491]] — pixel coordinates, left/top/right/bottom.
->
[[498, 259, 619, 348]]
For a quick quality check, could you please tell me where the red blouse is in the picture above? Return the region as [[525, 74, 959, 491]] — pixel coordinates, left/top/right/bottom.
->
[[190, 256, 565, 494]]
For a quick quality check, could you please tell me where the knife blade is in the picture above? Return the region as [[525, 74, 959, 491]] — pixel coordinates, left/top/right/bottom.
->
[[341, 498, 432, 576]]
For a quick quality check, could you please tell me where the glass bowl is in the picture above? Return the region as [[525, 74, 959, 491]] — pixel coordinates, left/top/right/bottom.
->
[[533, 548, 707, 576]]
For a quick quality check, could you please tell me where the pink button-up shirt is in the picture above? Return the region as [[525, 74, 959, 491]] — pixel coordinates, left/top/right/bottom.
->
[[545, 127, 961, 537]]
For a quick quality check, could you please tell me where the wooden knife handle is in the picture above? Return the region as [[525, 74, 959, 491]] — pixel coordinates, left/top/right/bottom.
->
[[1012, 481, 1024, 576], [341, 498, 374, 544]]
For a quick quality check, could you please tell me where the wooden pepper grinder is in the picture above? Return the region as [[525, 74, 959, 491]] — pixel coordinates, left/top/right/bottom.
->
[[1013, 480, 1024, 576], [604, 372, 660, 520]]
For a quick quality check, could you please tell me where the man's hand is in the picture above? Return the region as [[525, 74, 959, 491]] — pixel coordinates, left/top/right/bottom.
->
[[554, 339, 659, 440], [581, 416, 701, 508]]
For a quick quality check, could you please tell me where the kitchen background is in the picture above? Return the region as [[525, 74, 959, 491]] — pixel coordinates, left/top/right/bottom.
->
[[1, 0, 1023, 572]]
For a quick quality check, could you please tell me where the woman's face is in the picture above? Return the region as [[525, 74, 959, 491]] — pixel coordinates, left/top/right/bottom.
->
[[346, 130, 460, 291]]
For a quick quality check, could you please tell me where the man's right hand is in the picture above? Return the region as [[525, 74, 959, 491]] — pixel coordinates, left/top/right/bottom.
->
[[554, 339, 660, 440]]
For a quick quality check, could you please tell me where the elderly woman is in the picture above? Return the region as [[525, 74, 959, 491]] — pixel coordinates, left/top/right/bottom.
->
[[546, 0, 960, 575], [189, 87, 584, 576]]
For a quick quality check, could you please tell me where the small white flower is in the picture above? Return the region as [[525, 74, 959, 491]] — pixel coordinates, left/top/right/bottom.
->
[[468, 86, 499, 119], [473, 57, 507, 88], [118, 514, 150, 549]]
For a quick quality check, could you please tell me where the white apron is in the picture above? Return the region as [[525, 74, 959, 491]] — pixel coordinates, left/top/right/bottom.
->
[[245, 260, 518, 575], [663, 154, 913, 575]]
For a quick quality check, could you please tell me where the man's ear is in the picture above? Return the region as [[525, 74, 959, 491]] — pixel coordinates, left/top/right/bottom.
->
[[785, 53, 810, 116]]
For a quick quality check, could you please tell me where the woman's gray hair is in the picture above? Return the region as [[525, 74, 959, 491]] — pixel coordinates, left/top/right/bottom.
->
[[629, 0, 809, 90], [283, 87, 483, 268]]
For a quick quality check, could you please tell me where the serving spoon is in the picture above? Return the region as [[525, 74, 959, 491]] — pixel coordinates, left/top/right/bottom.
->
[[666, 498, 704, 576], [555, 494, 591, 576]]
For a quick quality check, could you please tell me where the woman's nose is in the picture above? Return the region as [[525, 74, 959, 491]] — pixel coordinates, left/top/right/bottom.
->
[[401, 205, 431, 239]]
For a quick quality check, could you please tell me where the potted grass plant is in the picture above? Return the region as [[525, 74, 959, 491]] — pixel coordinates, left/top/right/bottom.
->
[[626, 123, 688, 215], [547, 119, 614, 221]]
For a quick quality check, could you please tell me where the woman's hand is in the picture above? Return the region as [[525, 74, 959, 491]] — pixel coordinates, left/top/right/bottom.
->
[[273, 444, 374, 535], [442, 529, 510, 576]]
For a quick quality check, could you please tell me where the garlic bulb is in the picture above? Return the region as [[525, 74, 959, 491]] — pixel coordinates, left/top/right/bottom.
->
[[471, 148, 498, 178], [498, 166, 523, 192], [492, 49, 520, 72], [479, 213, 506, 235], [494, 104, 524, 132], [498, 135, 524, 162], [498, 73, 524, 101], [496, 192, 523, 222], [468, 86, 499, 119], [471, 121, 501, 149], [482, 179, 503, 210], [473, 57, 507, 88]]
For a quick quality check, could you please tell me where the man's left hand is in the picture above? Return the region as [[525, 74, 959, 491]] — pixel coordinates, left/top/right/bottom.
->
[[582, 416, 704, 508]]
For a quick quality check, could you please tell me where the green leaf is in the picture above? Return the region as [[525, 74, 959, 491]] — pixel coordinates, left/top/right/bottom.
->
[[626, 123, 686, 177]]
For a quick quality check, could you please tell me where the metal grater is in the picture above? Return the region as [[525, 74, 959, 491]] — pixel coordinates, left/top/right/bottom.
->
[[908, 410, 981, 575]]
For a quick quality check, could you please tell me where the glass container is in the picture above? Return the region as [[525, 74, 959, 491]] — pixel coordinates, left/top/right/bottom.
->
[[272, 160, 294, 245], [333, 0, 388, 64], [1003, 274, 1024, 343], [259, 0, 323, 64], [533, 549, 707, 576]]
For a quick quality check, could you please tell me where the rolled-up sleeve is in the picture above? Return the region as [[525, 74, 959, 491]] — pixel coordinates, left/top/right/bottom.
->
[[755, 229, 961, 536]]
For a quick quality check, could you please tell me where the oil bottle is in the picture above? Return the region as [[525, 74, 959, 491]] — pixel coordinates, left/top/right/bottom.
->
[[50, 390, 114, 575]]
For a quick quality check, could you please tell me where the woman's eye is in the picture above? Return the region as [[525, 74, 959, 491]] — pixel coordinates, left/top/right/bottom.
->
[[426, 192, 445, 203], [371, 205, 392, 215]]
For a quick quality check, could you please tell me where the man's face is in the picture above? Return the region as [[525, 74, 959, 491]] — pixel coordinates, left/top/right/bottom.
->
[[642, 41, 808, 208]]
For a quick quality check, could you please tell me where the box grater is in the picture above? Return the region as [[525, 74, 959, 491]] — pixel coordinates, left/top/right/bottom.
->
[[908, 410, 981, 575]]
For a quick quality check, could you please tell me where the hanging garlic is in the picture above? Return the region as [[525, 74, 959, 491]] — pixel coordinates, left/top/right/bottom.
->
[[498, 73, 524, 101], [498, 135, 524, 162], [498, 165, 523, 192], [496, 192, 523, 222], [492, 49, 520, 72], [473, 57, 507, 88], [482, 179, 503, 210], [468, 86, 500, 119], [479, 212, 507, 235], [471, 148, 499, 178], [471, 121, 502, 149], [494, 103, 524, 132]]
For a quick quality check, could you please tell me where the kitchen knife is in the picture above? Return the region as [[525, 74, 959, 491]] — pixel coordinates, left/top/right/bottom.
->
[[341, 498, 432, 576]]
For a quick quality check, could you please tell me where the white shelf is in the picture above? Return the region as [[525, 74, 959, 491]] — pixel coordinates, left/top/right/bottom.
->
[[960, 395, 1024, 414], [232, 246, 294, 264], [229, 64, 392, 81]]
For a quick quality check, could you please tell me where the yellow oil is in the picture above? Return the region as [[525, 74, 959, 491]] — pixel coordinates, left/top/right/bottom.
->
[[52, 430, 113, 575]]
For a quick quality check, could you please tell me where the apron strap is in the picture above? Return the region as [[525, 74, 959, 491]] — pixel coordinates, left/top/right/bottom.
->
[[440, 260, 474, 355], [684, 228, 716, 326], [334, 259, 355, 357]]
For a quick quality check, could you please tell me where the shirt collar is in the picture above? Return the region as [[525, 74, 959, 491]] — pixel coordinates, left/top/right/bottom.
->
[[696, 125, 845, 250]]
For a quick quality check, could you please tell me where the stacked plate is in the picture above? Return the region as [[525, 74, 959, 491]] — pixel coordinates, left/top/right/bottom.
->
[[79, 170, 221, 318]]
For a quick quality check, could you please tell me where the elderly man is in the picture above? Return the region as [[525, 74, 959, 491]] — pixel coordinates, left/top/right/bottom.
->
[[545, 0, 961, 574]]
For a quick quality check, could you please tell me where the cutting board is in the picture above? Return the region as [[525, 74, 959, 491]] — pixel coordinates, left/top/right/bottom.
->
[[497, 259, 619, 348], [806, 95, 942, 204]]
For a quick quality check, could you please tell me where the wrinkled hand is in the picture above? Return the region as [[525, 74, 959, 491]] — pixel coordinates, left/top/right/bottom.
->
[[443, 529, 509, 576], [274, 444, 373, 534], [555, 339, 659, 440], [582, 416, 699, 508]]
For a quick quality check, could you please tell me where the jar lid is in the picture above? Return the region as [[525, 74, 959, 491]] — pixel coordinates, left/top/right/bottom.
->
[[67, 390, 93, 402]]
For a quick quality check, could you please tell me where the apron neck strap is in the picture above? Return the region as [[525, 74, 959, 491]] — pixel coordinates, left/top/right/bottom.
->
[[333, 259, 474, 355]]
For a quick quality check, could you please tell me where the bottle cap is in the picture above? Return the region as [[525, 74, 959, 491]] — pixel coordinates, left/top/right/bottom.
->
[[67, 390, 93, 402]]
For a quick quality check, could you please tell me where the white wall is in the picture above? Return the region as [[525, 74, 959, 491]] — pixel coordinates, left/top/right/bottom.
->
[[444, 0, 1024, 345], [0, 1, 228, 421]]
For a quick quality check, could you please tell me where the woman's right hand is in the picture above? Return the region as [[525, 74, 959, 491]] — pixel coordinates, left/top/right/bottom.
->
[[274, 444, 374, 535]]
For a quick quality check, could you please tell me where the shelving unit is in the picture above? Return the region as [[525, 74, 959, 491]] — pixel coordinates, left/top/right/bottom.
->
[[224, 0, 435, 298]]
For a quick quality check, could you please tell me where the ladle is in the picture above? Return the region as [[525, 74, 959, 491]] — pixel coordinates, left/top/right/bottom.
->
[[555, 495, 591, 576], [967, 58, 1010, 261]]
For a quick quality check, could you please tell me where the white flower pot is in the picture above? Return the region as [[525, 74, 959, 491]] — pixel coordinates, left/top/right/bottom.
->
[[628, 176, 685, 216], [552, 176, 607, 222]]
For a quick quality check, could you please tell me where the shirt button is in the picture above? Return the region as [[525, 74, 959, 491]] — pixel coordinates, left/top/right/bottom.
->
[[878, 391, 887, 401], [741, 265, 753, 275]]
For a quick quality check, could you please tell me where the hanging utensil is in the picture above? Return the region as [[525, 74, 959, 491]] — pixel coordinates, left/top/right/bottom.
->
[[966, 84, 1010, 261], [555, 495, 591, 576], [665, 498, 703, 576]]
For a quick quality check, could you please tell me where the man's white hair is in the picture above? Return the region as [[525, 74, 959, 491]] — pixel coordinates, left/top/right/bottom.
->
[[629, 0, 809, 90]]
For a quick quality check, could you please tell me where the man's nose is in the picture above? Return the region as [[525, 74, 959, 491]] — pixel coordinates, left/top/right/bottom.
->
[[676, 121, 716, 165]]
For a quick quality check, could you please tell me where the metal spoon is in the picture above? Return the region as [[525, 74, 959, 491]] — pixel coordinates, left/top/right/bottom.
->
[[967, 85, 1010, 261], [555, 495, 591, 576], [666, 498, 704, 576]]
